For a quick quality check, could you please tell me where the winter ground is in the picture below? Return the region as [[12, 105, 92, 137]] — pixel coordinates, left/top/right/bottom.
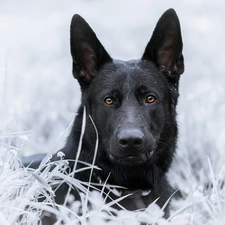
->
[[0, 0, 225, 224]]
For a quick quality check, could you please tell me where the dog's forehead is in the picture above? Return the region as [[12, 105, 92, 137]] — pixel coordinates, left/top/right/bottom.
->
[[89, 60, 169, 99], [97, 59, 167, 86]]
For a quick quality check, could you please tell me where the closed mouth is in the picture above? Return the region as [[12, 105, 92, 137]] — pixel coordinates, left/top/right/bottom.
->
[[109, 153, 148, 166]]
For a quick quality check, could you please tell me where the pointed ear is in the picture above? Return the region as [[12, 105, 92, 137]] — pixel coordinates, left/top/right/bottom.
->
[[142, 9, 184, 79], [70, 14, 112, 87]]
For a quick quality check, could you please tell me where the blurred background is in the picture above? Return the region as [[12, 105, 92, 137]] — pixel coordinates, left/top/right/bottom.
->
[[0, 0, 224, 164]]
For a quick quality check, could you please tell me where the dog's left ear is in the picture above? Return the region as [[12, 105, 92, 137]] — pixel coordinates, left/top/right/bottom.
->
[[142, 9, 184, 79], [70, 14, 112, 87]]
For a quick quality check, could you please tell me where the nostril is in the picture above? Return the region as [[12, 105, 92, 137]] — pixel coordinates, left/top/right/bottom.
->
[[134, 138, 143, 146], [119, 139, 128, 147]]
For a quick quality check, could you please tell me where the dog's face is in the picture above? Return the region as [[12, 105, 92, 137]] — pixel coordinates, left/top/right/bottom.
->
[[88, 60, 176, 166], [70, 9, 184, 188]]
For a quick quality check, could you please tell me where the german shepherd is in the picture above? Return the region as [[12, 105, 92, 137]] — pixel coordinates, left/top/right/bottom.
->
[[24, 8, 184, 217]]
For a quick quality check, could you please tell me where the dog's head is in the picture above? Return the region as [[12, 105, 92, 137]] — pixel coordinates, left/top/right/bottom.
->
[[70, 9, 184, 189]]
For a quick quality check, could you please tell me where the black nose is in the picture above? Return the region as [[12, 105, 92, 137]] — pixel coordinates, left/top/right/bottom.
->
[[118, 129, 144, 153]]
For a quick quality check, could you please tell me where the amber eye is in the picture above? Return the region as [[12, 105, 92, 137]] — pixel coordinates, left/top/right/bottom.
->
[[146, 95, 156, 103], [104, 97, 113, 105]]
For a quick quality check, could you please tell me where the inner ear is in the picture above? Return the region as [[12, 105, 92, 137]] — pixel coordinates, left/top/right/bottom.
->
[[70, 14, 112, 87], [142, 9, 184, 78], [75, 41, 97, 81]]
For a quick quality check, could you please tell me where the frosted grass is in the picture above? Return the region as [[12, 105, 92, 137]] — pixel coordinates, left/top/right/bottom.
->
[[1, 1, 225, 224], [1, 117, 225, 224]]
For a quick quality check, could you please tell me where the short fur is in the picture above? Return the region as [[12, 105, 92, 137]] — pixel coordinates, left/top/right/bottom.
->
[[24, 8, 184, 214]]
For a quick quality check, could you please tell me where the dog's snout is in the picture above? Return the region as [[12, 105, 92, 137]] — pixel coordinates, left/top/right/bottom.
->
[[118, 129, 144, 152]]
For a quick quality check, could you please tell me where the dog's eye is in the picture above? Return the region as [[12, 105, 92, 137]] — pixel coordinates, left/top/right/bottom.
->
[[146, 95, 156, 103], [104, 97, 113, 105]]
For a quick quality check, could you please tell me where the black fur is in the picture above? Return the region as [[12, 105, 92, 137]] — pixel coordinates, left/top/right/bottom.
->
[[24, 8, 184, 214], [66, 8, 184, 191]]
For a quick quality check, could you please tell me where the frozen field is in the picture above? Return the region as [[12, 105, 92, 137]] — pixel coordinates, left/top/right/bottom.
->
[[0, 0, 225, 224]]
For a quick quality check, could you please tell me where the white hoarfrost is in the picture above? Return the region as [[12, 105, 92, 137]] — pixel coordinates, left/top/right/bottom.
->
[[0, 0, 225, 224]]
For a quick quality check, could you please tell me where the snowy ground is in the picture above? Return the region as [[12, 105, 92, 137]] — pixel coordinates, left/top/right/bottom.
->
[[0, 0, 225, 224]]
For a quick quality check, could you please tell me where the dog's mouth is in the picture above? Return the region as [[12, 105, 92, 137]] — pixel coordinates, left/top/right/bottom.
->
[[109, 153, 150, 166]]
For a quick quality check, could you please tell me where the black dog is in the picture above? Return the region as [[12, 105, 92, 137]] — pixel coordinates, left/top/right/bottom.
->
[[24, 8, 184, 214]]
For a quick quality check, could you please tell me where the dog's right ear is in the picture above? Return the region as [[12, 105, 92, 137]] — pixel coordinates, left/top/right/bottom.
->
[[70, 15, 112, 87]]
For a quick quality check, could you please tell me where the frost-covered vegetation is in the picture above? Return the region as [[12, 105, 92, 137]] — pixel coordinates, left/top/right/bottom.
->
[[0, 0, 225, 224]]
